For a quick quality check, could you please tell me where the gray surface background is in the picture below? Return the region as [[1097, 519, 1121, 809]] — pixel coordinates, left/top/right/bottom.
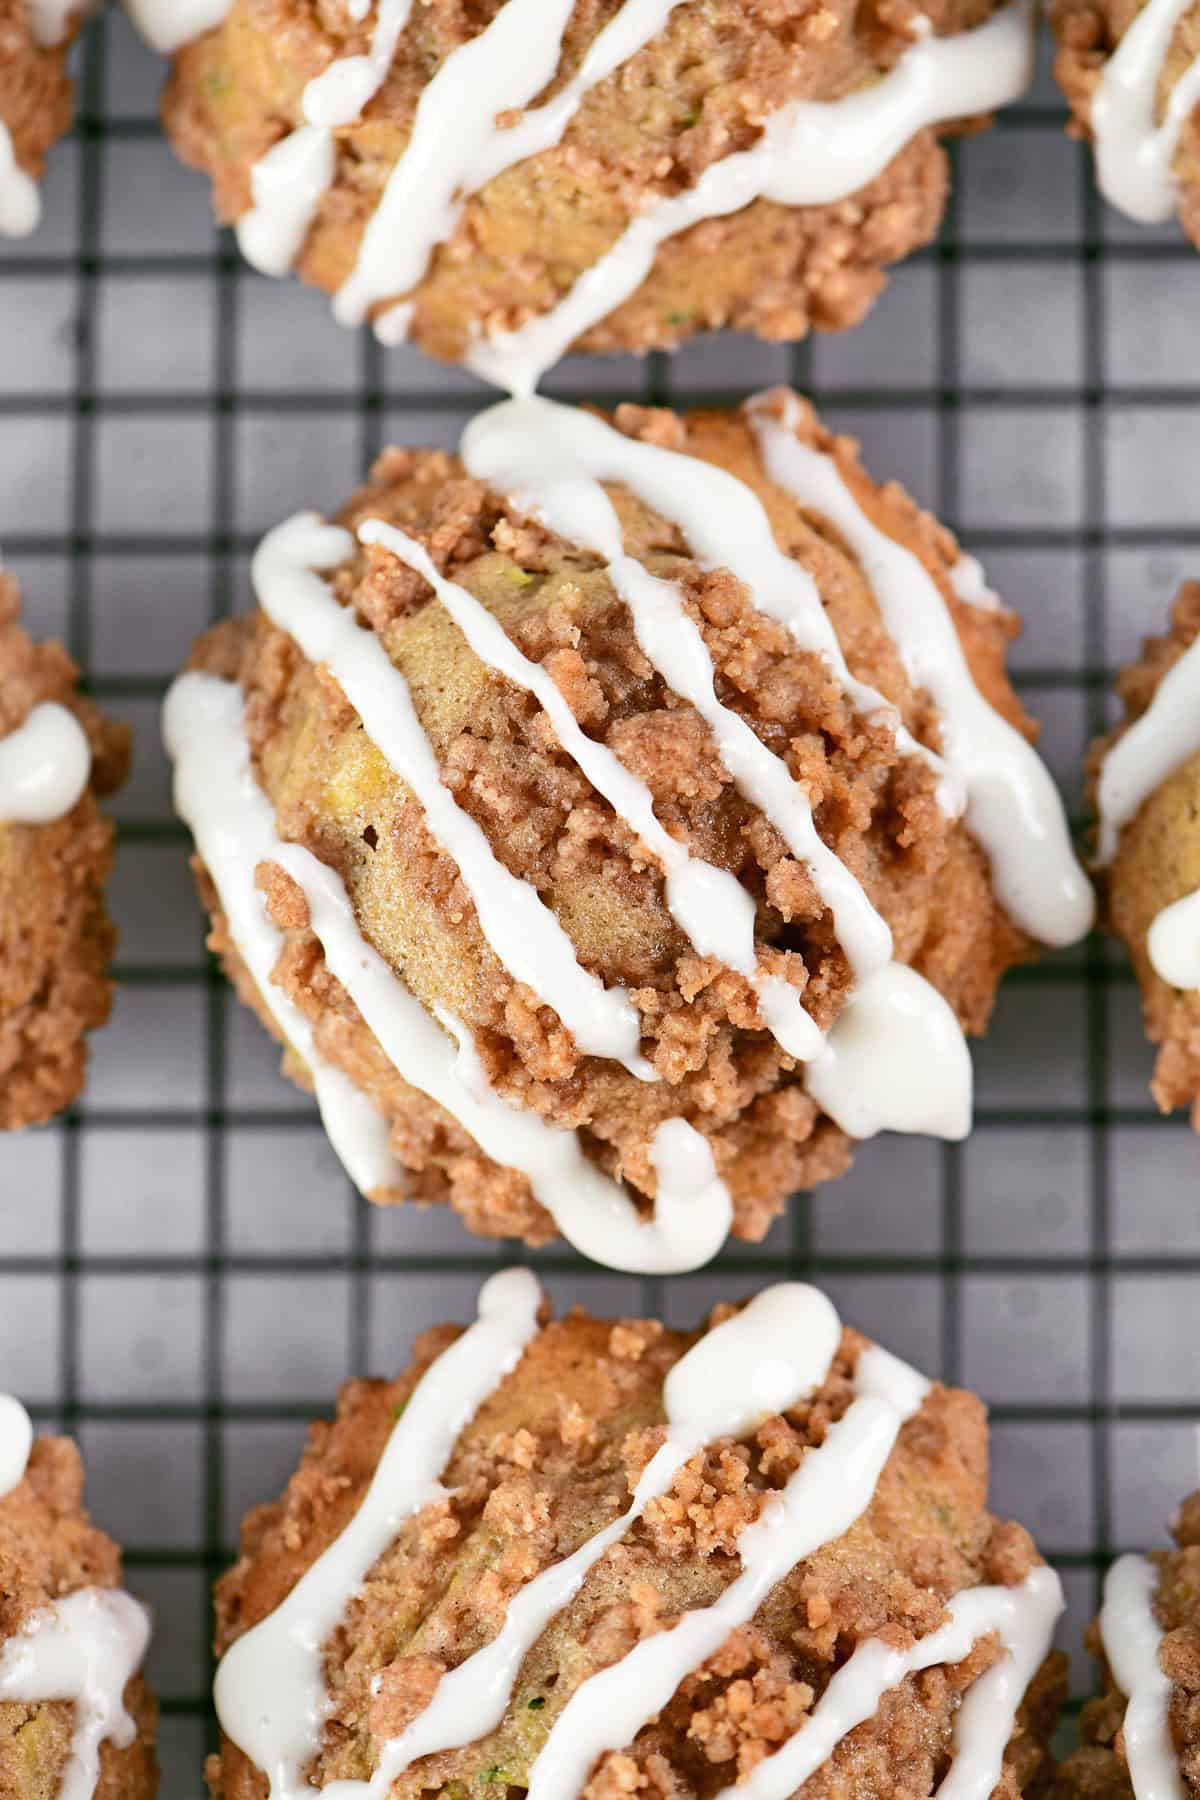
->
[[1, 11, 1199, 1793]]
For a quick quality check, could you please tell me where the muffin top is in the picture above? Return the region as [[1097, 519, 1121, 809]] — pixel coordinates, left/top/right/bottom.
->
[[0, 1395, 158, 1800], [0, 571, 130, 1130], [166, 389, 1093, 1265], [208, 1272, 1065, 1800], [147, 0, 1033, 382]]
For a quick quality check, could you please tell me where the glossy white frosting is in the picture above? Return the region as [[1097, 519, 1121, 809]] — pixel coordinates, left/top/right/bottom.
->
[[0, 1393, 152, 1800], [0, 702, 91, 825], [1092, 0, 1200, 224], [0, 123, 40, 240], [1099, 1552, 1187, 1799]]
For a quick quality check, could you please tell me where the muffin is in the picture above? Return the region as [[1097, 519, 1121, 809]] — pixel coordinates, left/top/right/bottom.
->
[[0, 569, 130, 1129], [0, 0, 81, 238], [1092, 582, 1200, 1125], [1053, 0, 1200, 238], [207, 1270, 1066, 1800], [0, 1393, 158, 1798], [144, 0, 1033, 390], [1055, 1492, 1200, 1797], [164, 388, 1093, 1267]]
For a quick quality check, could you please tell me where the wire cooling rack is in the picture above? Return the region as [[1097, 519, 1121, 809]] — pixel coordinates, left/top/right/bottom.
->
[[2, 12, 1200, 1793]]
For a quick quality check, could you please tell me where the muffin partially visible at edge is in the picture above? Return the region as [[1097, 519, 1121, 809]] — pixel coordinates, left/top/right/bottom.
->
[[1055, 1491, 1200, 1797], [0, 570, 130, 1129], [142, 0, 1032, 387], [1092, 582, 1200, 1126], [0, 1394, 158, 1798], [0, 0, 82, 238], [207, 1271, 1067, 1799]]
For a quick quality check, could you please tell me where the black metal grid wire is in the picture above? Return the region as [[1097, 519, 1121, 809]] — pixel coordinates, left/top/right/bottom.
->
[[1, 11, 1199, 1791]]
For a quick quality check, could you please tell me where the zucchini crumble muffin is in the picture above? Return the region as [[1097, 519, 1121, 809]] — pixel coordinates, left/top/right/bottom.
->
[[1056, 1492, 1200, 1798], [0, 1393, 158, 1798], [1092, 583, 1200, 1127], [207, 1274, 1066, 1800], [133, 0, 1033, 390], [0, 570, 129, 1130], [164, 389, 1092, 1269], [0, 0, 82, 238]]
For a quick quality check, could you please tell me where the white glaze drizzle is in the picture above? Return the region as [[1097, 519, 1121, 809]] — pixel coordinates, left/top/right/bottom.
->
[[1148, 888, 1200, 988], [310, 1286, 842, 1799], [0, 1395, 33, 1499], [950, 554, 1001, 613], [251, 514, 652, 1079], [750, 395, 1095, 949], [122, 0, 231, 53], [1096, 632, 1200, 865], [0, 1394, 151, 1800], [0, 702, 91, 825], [164, 671, 733, 1272], [717, 1565, 1063, 1800], [0, 123, 40, 240], [28, 0, 83, 44], [525, 1339, 931, 1800], [462, 393, 976, 1138], [1095, 622, 1200, 992], [238, 128, 337, 279], [163, 671, 404, 1199], [1092, 0, 1200, 226], [214, 1268, 545, 1797], [0, 1589, 151, 1800], [1099, 1553, 1187, 1800], [463, 0, 1034, 393], [804, 964, 972, 1140]]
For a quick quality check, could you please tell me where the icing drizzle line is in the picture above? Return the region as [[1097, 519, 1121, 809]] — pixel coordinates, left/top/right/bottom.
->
[[749, 394, 1095, 950], [1098, 1553, 1186, 1800], [0, 123, 41, 240], [0, 1395, 153, 1800], [1091, 0, 1200, 225], [211, 1274, 1064, 1800], [0, 701, 92, 825]]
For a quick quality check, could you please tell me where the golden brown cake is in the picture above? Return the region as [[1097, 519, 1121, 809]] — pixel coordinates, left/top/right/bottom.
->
[[0, 571, 130, 1129], [140, 0, 1033, 388], [207, 1273, 1066, 1800], [0, 0, 80, 238], [1052, 0, 1200, 243], [1091, 583, 1200, 1126], [1055, 1493, 1200, 1798], [164, 389, 1093, 1267], [0, 1395, 158, 1798]]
